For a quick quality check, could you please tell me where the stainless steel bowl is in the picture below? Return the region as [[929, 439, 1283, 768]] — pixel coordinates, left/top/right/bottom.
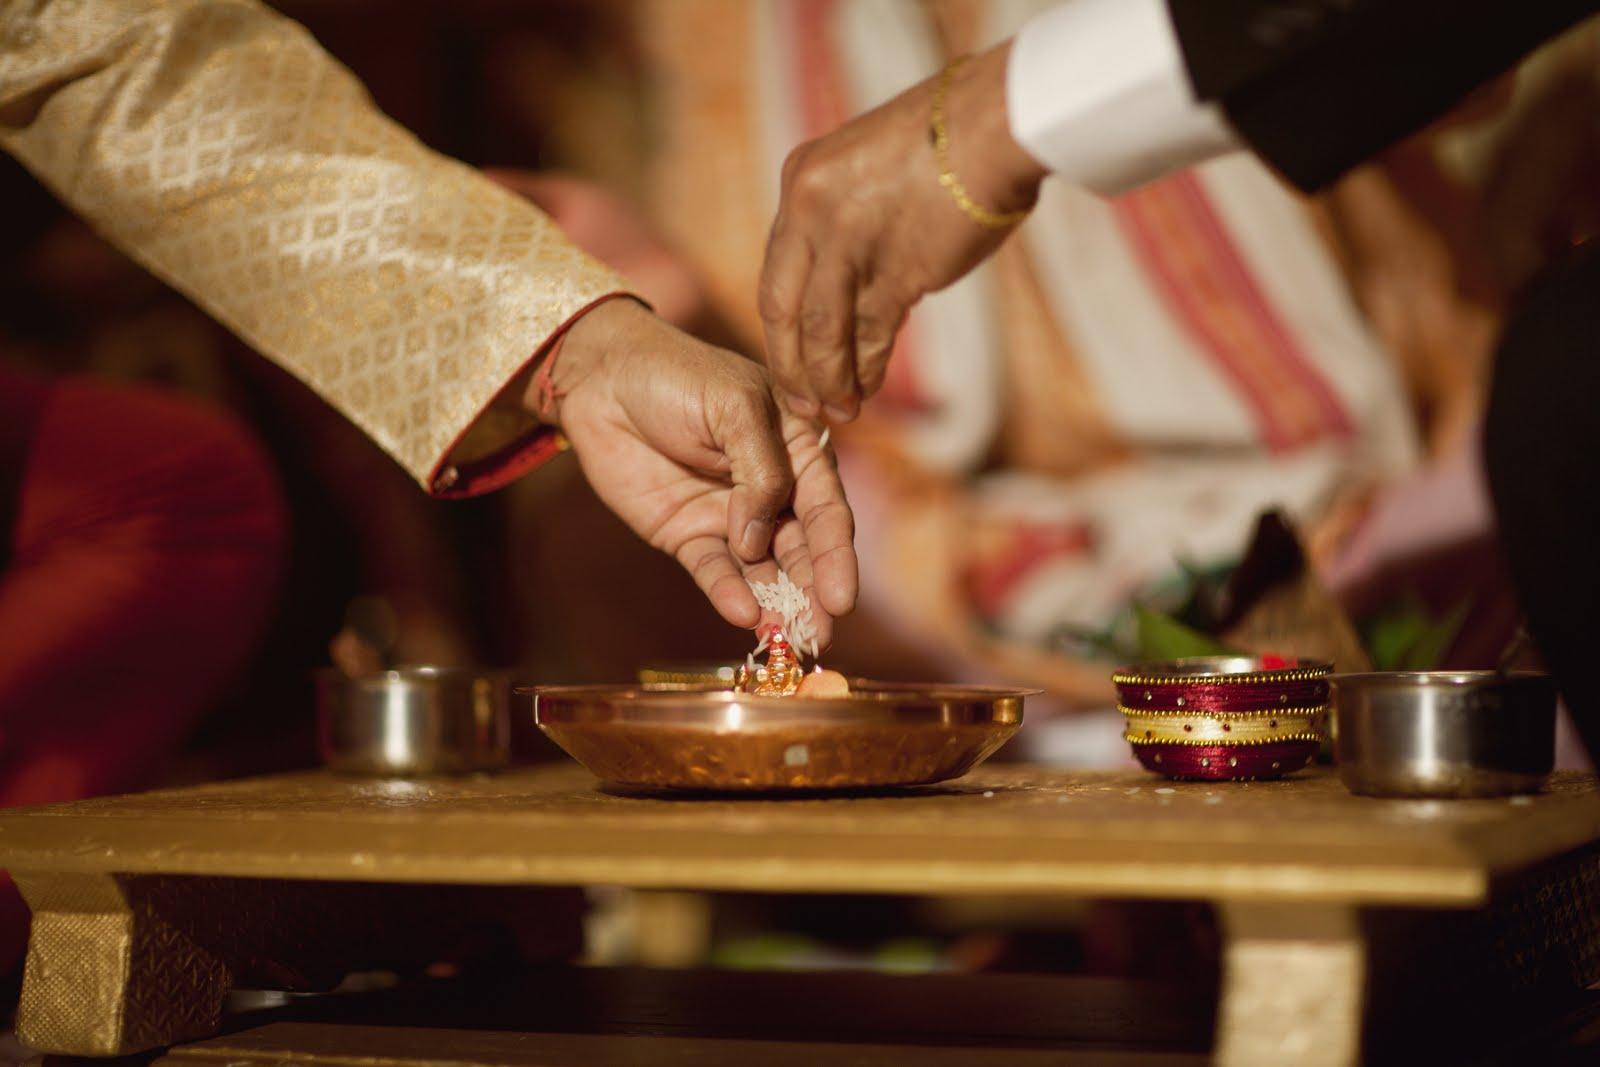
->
[[529, 682, 1032, 791], [1330, 671, 1556, 798], [316, 666, 512, 776]]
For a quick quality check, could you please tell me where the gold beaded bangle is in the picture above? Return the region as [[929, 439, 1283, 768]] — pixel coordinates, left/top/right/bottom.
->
[[1124, 730, 1324, 747], [931, 57, 1029, 231], [1111, 665, 1332, 686], [1114, 704, 1331, 720], [1120, 708, 1326, 746]]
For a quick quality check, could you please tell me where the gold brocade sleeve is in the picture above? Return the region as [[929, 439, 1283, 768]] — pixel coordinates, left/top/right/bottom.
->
[[0, 0, 633, 493]]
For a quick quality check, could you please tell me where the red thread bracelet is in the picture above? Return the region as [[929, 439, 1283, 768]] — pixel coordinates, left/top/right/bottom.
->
[[531, 333, 569, 419]]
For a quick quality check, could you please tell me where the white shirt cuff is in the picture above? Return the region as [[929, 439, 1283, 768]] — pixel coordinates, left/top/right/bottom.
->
[[1005, 0, 1241, 195]]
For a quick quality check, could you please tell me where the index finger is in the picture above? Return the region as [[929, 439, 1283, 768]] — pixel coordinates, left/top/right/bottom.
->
[[759, 219, 820, 417], [770, 515, 835, 653], [739, 517, 835, 654], [788, 424, 857, 619]]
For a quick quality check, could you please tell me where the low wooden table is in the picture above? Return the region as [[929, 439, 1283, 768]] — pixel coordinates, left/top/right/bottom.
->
[[4, 765, 1600, 1064]]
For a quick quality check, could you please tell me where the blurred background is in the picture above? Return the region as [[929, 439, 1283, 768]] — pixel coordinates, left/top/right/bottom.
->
[[5, 0, 1598, 776], [3, 0, 1600, 1003]]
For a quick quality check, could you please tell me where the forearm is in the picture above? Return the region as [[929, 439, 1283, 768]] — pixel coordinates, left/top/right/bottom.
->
[[0, 0, 632, 493]]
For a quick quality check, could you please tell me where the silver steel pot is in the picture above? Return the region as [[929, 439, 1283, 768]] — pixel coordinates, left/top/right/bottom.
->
[[1330, 671, 1556, 798], [316, 666, 512, 776]]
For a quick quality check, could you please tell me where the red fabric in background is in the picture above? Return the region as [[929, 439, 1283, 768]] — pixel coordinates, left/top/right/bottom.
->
[[0, 369, 287, 970]]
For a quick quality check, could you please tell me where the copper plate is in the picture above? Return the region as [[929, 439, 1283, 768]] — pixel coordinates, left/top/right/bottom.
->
[[528, 683, 1033, 791]]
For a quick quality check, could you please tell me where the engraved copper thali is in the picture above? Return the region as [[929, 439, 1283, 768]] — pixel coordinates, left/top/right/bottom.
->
[[529, 683, 1032, 791]]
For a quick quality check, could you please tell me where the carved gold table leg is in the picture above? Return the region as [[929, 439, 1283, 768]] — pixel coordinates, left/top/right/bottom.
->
[[11, 873, 585, 1057], [12, 871, 230, 1056], [1216, 902, 1364, 1067]]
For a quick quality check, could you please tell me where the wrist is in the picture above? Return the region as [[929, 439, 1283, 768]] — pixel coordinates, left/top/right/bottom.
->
[[950, 42, 1047, 215], [524, 296, 641, 428]]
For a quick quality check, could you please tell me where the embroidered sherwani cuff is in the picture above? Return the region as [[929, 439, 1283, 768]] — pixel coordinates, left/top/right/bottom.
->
[[425, 293, 640, 499], [0, 0, 635, 492]]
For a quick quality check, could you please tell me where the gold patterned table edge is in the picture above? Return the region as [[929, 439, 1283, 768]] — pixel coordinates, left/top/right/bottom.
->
[[4, 767, 1600, 906]]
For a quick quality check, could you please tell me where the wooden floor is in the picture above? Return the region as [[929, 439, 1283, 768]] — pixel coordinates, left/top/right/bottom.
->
[[225, 967, 1217, 1054], [24, 964, 1600, 1065], [158, 1024, 1207, 1066]]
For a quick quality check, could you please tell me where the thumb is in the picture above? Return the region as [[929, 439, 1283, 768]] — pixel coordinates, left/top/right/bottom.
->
[[712, 375, 795, 564]]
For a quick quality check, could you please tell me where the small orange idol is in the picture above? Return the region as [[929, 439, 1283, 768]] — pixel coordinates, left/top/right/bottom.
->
[[735, 628, 850, 698]]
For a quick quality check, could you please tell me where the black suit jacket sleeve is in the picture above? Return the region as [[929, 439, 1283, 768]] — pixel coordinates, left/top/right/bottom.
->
[[1165, 0, 1600, 191]]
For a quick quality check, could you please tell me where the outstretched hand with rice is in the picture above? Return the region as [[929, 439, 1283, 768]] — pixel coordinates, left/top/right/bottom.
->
[[543, 300, 857, 649]]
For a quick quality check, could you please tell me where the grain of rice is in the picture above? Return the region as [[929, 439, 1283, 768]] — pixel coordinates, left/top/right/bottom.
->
[[818, 427, 831, 449]]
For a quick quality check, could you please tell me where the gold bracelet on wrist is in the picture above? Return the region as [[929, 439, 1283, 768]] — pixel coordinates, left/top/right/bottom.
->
[[1119, 707, 1327, 746], [930, 57, 1029, 231]]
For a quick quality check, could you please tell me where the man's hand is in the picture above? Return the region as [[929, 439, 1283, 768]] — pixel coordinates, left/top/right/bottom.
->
[[759, 41, 1044, 422], [538, 299, 857, 644]]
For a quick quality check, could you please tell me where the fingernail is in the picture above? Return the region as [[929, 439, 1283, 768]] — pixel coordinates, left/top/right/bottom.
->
[[785, 393, 818, 416], [824, 404, 854, 423], [741, 518, 773, 558]]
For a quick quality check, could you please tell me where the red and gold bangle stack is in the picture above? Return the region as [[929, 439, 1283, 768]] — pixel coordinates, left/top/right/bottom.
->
[[1112, 657, 1332, 781]]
